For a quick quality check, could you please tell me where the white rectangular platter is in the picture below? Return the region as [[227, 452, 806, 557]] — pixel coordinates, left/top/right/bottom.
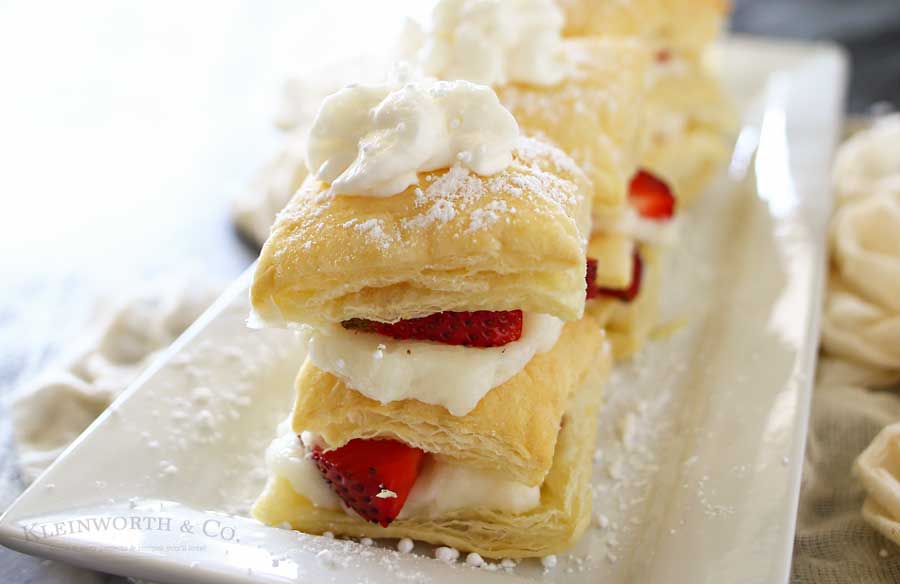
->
[[0, 36, 847, 584]]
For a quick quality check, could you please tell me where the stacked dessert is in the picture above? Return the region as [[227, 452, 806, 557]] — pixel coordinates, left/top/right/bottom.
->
[[246, 0, 734, 559], [249, 78, 613, 557], [545, 0, 737, 356], [557, 0, 737, 205], [402, 0, 682, 359]]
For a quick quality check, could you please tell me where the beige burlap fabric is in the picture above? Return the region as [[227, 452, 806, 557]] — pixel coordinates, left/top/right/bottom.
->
[[792, 115, 900, 583], [793, 384, 900, 583]]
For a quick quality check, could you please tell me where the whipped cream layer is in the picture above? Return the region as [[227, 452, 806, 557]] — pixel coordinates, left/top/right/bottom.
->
[[266, 423, 340, 509], [593, 207, 679, 245], [304, 313, 563, 416], [306, 79, 519, 197], [267, 427, 540, 516], [415, 0, 565, 87]]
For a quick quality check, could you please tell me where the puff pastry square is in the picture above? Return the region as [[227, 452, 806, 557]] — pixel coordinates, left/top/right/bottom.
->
[[290, 316, 603, 486], [557, 0, 730, 57], [588, 231, 636, 289], [642, 62, 737, 205], [253, 348, 610, 559], [250, 137, 593, 327], [496, 39, 648, 218], [589, 244, 662, 360]]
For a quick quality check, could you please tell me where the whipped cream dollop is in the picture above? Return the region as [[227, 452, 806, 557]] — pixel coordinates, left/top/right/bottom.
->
[[306, 78, 519, 197], [303, 313, 564, 416], [413, 0, 566, 87], [267, 428, 541, 516]]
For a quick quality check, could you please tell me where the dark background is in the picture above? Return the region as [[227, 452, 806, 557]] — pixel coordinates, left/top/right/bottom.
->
[[732, 0, 900, 112]]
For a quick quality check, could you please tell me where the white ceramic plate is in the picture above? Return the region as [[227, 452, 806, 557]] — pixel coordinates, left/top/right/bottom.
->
[[0, 36, 847, 584]]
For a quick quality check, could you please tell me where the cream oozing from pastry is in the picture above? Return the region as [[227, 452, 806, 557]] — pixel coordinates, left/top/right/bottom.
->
[[303, 313, 564, 416], [593, 207, 678, 245], [266, 427, 541, 516], [306, 79, 519, 197], [397, 456, 540, 517], [414, 0, 566, 87], [266, 424, 340, 509]]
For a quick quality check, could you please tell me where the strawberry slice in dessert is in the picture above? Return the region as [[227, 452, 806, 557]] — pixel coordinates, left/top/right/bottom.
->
[[629, 170, 675, 220], [342, 310, 524, 347], [585, 258, 600, 300], [311, 438, 426, 527]]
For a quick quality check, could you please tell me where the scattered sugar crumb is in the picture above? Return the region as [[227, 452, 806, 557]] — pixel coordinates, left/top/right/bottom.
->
[[593, 511, 609, 529], [158, 461, 178, 476], [316, 549, 340, 568], [435, 546, 459, 563], [541, 554, 558, 570], [465, 552, 484, 567], [397, 538, 414, 553]]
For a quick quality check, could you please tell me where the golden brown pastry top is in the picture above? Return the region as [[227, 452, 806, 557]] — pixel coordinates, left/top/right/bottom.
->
[[250, 136, 593, 327], [643, 59, 737, 145], [496, 38, 649, 218], [557, 0, 729, 56]]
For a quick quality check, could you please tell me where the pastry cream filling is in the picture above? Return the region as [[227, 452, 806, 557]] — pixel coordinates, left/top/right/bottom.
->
[[303, 313, 564, 416], [411, 0, 566, 87], [266, 427, 541, 516], [593, 207, 678, 245], [306, 78, 520, 197]]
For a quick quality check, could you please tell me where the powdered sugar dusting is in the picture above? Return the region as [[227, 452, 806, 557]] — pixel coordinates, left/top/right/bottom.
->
[[398, 136, 586, 237], [400, 167, 481, 230], [467, 200, 510, 233], [353, 218, 395, 250]]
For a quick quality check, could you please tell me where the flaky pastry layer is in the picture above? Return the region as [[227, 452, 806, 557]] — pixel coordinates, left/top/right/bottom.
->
[[557, 0, 730, 57], [588, 231, 636, 289], [642, 61, 737, 205], [253, 362, 608, 558], [497, 39, 648, 218], [588, 244, 662, 360], [290, 316, 605, 486], [251, 137, 593, 327]]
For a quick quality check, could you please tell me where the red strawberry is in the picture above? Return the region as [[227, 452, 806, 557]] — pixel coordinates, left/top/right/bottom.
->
[[585, 258, 599, 299], [629, 170, 675, 220], [596, 252, 643, 302], [311, 438, 426, 527], [342, 310, 523, 347]]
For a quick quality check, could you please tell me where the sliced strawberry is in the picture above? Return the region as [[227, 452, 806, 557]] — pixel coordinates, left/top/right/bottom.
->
[[311, 438, 425, 527], [342, 310, 523, 347], [585, 258, 599, 299], [629, 170, 675, 220], [596, 251, 643, 302]]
